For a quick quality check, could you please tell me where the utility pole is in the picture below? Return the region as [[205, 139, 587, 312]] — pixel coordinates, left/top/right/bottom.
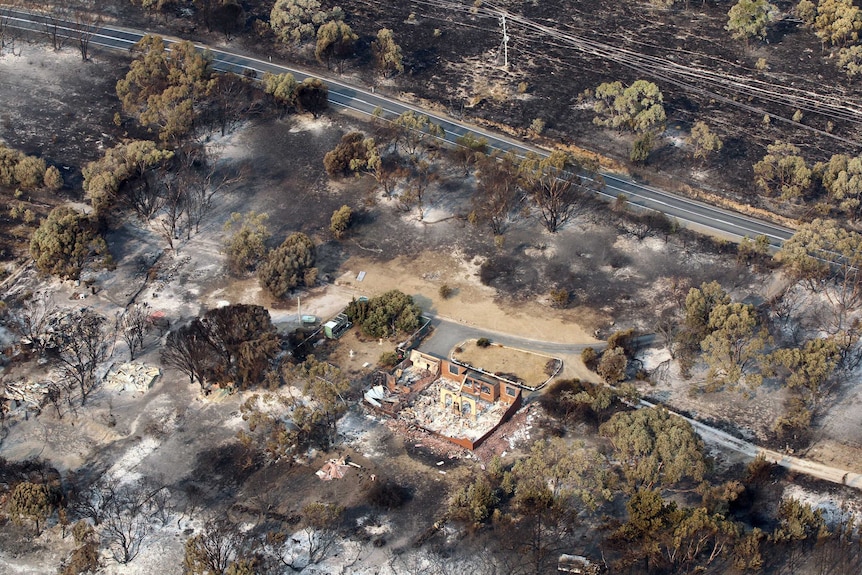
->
[[499, 14, 509, 69]]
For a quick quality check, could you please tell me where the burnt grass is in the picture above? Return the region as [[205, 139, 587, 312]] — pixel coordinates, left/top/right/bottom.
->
[[0, 4, 855, 571]]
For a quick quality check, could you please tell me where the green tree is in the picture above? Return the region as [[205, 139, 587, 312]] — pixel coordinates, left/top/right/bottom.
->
[[329, 205, 352, 239], [286, 355, 350, 449], [223, 211, 270, 276], [315, 20, 357, 72], [201, 304, 280, 389], [504, 438, 612, 574], [262, 71, 298, 112], [0, 144, 23, 187], [43, 165, 63, 191], [775, 219, 862, 328], [0, 144, 58, 191], [814, 0, 862, 46], [736, 234, 771, 266], [294, 77, 329, 117], [600, 406, 708, 491], [371, 28, 404, 77], [726, 0, 775, 45], [683, 281, 731, 342], [345, 289, 422, 338], [817, 153, 862, 220], [270, 0, 343, 45], [116, 35, 213, 142], [519, 150, 601, 233], [323, 131, 374, 176], [9, 481, 55, 534], [796, 0, 817, 26], [767, 337, 840, 414], [449, 475, 498, 525], [630, 132, 654, 164], [13, 155, 46, 190], [753, 141, 812, 202], [454, 132, 489, 173], [838, 44, 862, 76], [700, 302, 768, 390], [82, 139, 173, 215], [30, 206, 108, 280], [593, 79, 666, 134], [771, 498, 827, 574], [391, 111, 444, 155], [257, 232, 317, 298], [688, 121, 724, 161], [597, 346, 627, 384]]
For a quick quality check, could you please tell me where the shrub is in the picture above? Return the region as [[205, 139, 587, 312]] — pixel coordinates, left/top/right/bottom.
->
[[549, 288, 569, 308], [378, 351, 399, 368], [223, 211, 270, 276], [61, 542, 99, 575], [544, 358, 561, 376], [607, 328, 637, 358], [581, 347, 598, 368], [329, 205, 353, 239], [476, 337, 491, 348], [439, 284, 453, 299], [529, 118, 545, 135], [449, 476, 497, 525]]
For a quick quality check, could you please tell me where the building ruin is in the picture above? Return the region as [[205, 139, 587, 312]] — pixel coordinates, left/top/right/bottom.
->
[[365, 350, 522, 450]]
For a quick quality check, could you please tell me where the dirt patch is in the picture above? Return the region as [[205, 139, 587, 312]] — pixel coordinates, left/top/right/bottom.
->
[[334, 251, 599, 343], [452, 339, 558, 388]]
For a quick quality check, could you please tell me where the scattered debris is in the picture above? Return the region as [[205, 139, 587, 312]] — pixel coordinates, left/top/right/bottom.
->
[[105, 363, 161, 393], [316, 458, 352, 481]]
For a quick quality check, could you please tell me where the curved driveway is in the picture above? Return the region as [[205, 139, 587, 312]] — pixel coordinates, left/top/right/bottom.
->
[[3, 7, 794, 249]]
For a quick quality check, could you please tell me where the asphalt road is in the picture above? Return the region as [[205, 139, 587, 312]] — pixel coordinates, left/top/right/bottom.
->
[[3, 7, 795, 248], [419, 313, 601, 359]]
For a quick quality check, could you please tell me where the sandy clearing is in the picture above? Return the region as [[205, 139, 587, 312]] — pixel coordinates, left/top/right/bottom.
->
[[333, 251, 599, 344]]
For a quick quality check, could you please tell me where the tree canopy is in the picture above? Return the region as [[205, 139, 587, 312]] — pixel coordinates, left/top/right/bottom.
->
[[371, 28, 404, 77], [593, 79, 666, 134], [257, 232, 317, 298], [600, 407, 708, 491], [270, 0, 343, 45], [346, 290, 422, 338], [223, 211, 270, 276], [726, 0, 775, 44], [82, 139, 173, 215], [30, 206, 109, 280], [315, 20, 357, 72], [753, 141, 811, 202], [115, 35, 213, 142]]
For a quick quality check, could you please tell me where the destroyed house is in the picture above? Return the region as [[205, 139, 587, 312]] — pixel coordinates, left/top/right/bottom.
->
[[367, 350, 522, 450]]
